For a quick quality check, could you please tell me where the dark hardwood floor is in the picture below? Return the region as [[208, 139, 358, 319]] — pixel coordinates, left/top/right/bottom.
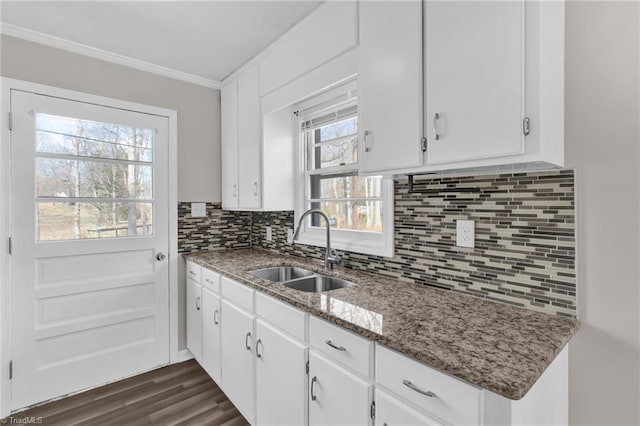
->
[[1, 360, 248, 426]]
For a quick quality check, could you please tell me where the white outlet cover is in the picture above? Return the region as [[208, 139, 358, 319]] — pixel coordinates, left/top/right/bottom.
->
[[191, 202, 206, 218], [287, 229, 294, 244], [456, 220, 475, 248], [266, 226, 272, 241]]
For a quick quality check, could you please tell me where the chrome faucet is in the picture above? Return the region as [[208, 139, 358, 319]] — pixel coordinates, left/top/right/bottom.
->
[[292, 208, 342, 270]]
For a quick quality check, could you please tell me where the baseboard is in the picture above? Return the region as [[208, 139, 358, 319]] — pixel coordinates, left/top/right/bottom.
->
[[175, 349, 194, 363]]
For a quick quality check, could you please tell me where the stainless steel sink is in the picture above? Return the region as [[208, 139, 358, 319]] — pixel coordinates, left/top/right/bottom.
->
[[282, 275, 355, 293], [249, 266, 315, 283]]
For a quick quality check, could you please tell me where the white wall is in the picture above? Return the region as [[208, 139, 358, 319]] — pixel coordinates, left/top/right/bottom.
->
[[565, 2, 640, 424], [0, 34, 221, 202]]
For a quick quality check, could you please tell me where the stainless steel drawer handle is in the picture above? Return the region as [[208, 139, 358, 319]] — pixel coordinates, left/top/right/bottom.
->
[[205, 278, 213, 284], [233, 184, 237, 197], [245, 332, 252, 351], [310, 376, 318, 401], [195, 296, 201, 311], [364, 130, 372, 152], [402, 379, 436, 398], [256, 338, 263, 359], [253, 182, 258, 196], [325, 340, 346, 352], [189, 270, 196, 276], [213, 309, 219, 325]]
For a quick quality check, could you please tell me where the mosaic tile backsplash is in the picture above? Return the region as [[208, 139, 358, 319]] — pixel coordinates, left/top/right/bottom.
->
[[178, 202, 251, 253], [250, 170, 577, 317]]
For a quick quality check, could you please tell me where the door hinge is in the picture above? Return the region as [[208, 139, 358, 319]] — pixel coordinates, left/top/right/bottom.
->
[[522, 116, 531, 136], [9, 361, 12, 380], [421, 137, 427, 152], [7, 237, 12, 255], [305, 361, 309, 375], [370, 401, 375, 419], [8, 112, 13, 131]]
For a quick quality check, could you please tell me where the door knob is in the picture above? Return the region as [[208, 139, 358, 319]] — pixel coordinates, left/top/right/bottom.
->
[[156, 252, 167, 261]]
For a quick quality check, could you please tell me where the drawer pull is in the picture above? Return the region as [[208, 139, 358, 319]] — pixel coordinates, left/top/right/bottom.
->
[[256, 338, 263, 359], [213, 309, 219, 325], [195, 297, 201, 311], [205, 278, 213, 284], [245, 332, 252, 351], [403, 379, 436, 398], [189, 270, 196, 276], [325, 340, 346, 352]]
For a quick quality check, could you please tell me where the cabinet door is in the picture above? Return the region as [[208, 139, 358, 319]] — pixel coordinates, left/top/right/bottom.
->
[[201, 287, 221, 384], [238, 66, 262, 209], [221, 79, 239, 209], [375, 390, 442, 426], [186, 278, 202, 362], [256, 320, 307, 426], [358, 0, 424, 173], [425, 1, 524, 166], [221, 300, 256, 423], [309, 350, 372, 426]]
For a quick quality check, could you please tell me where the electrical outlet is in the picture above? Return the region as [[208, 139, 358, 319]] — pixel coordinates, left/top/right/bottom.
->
[[456, 220, 475, 248], [190, 202, 206, 218], [287, 229, 294, 244], [266, 226, 272, 241]]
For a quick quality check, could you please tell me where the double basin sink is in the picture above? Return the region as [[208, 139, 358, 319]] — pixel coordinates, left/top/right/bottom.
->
[[249, 266, 355, 293]]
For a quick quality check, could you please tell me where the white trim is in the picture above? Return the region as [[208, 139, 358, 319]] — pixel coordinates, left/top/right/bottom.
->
[[0, 77, 180, 417], [176, 349, 195, 363], [1, 24, 221, 90]]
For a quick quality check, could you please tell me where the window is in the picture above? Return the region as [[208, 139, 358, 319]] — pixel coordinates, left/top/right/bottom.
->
[[295, 84, 394, 257], [35, 113, 154, 241]]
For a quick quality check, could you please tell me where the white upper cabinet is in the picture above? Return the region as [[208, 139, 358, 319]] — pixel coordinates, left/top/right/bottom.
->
[[237, 66, 262, 209], [358, 0, 424, 174], [221, 79, 239, 209], [259, 1, 358, 96], [425, 0, 525, 165]]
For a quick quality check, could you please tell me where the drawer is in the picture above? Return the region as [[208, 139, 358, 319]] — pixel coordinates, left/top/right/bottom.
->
[[376, 345, 482, 426], [202, 268, 221, 293], [221, 276, 254, 312], [309, 316, 372, 378], [255, 292, 306, 341], [186, 261, 202, 283]]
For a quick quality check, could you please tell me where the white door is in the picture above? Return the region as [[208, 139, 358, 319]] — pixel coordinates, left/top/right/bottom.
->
[[201, 287, 221, 383], [186, 278, 203, 362], [221, 299, 255, 423], [237, 65, 262, 209], [308, 350, 372, 426], [358, 0, 424, 173], [10, 90, 170, 410], [375, 390, 443, 426], [221, 79, 239, 209], [256, 319, 307, 426], [425, 0, 525, 165]]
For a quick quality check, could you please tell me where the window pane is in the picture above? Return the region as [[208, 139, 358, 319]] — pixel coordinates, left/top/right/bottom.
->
[[36, 158, 152, 199], [309, 200, 383, 232], [36, 114, 153, 163], [309, 136, 358, 169], [37, 202, 153, 241], [310, 175, 382, 199], [319, 116, 357, 142]]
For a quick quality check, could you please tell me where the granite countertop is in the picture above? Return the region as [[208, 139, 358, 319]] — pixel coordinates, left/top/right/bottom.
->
[[186, 248, 579, 400]]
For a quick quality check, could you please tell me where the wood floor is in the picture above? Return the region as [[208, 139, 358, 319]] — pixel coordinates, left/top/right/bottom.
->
[[1, 360, 248, 426]]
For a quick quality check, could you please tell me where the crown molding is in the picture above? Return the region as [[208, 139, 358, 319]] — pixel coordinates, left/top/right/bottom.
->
[[1, 23, 222, 89]]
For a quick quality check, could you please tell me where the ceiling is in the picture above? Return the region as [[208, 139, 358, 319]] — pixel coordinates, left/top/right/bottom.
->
[[0, 1, 324, 84]]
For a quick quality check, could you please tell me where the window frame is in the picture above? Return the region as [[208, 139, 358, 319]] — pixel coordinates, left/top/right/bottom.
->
[[294, 87, 394, 258]]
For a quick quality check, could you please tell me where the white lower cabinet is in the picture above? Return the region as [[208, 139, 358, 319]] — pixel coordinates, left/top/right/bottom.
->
[[375, 390, 442, 426], [201, 287, 221, 383], [221, 299, 256, 424], [255, 319, 307, 426], [308, 350, 373, 426], [186, 278, 202, 362]]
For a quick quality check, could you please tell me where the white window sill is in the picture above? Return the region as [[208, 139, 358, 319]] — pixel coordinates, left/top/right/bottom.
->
[[294, 229, 394, 258]]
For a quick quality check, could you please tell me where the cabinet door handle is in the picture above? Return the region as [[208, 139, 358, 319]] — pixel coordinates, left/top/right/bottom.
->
[[310, 376, 318, 401], [325, 340, 346, 352], [233, 184, 237, 197], [245, 332, 252, 351], [195, 296, 201, 311], [433, 113, 441, 141], [255, 338, 263, 358], [402, 379, 436, 398], [363, 130, 371, 152], [253, 182, 258, 196], [213, 309, 219, 325]]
